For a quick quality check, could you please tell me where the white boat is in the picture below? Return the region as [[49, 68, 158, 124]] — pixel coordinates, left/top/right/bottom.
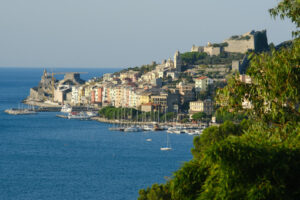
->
[[161, 132, 172, 151], [143, 125, 155, 131], [124, 126, 141, 132], [173, 129, 185, 134], [146, 138, 152, 142], [68, 112, 90, 119], [86, 111, 98, 117], [160, 147, 172, 151], [61, 104, 72, 113]]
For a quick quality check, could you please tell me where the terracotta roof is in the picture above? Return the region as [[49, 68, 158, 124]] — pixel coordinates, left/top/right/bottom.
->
[[194, 76, 208, 80]]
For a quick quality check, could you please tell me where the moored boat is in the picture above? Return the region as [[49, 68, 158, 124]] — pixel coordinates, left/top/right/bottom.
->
[[61, 104, 72, 113], [68, 111, 90, 119]]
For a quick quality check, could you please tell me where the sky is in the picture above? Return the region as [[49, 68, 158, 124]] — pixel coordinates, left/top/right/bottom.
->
[[0, 0, 296, 68]]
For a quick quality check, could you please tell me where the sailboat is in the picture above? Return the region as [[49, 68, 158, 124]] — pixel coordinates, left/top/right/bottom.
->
[[160, 131, 172, 151]]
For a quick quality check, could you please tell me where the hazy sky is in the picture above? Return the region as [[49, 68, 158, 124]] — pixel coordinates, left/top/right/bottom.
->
[[0, 0, 295, 68]]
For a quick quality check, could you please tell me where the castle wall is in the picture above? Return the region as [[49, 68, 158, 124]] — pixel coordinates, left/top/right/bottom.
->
[[224, 37, 255, 53], [204, 46, 221, 56], [191, 45, 204, 52]]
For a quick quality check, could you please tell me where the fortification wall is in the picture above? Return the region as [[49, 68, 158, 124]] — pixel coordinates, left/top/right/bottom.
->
[[224, 37, 255, 53], [224, 30, 268, 53], [191, 45, 204, 52], [204, 46, 221, 56]]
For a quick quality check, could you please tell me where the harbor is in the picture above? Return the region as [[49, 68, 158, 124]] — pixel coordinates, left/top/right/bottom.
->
[[5, 102, 216, 136]]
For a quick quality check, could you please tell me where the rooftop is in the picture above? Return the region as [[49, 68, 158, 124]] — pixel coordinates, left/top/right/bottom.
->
[[194, 76, 208, 80]]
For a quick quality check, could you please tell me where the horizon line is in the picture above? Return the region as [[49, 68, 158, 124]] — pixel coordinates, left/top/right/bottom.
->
[[0, 66, 125, 69]]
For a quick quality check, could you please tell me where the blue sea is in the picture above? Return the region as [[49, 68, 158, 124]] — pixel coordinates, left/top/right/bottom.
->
[[0, 68, 194, 200]]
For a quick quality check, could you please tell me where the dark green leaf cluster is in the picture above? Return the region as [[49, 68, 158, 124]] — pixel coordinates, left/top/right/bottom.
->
[[181, 52, 208, 65], [99, 106, 138, 120], [99, 106, 176, 122], [191, 112, 206, 121], [215, 110, 246, 123], [181, 51, 244, 66], [212, 42, 228, 47], [138, 183, 171, 200]]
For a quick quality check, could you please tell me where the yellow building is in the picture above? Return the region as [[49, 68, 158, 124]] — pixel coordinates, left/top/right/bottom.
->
[[189, 99, 214, 115], [140, 92, 151, 105]]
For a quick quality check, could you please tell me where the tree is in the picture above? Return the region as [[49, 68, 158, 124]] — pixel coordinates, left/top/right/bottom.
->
[[191, 112, 206, 121]]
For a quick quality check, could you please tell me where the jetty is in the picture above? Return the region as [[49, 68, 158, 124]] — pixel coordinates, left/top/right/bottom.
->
[[4, 108, 37, 115]]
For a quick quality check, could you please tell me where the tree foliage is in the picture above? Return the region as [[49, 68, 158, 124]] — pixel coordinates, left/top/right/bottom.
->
[[181, 51, 244, 66], [191, 112, 206, 121], [138, 1, 300, 199]]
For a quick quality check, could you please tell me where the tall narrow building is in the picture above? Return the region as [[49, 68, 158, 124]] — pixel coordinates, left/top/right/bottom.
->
[[174, 50, 182, 72]]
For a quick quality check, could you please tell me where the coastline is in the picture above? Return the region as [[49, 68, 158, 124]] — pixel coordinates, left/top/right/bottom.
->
[[91, 116, 213, 127]]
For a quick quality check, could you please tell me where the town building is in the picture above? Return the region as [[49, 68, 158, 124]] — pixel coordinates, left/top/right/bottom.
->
[[189, 99, 214, 115], [150, 92, 179, 112], [174, 50, 182, 72], [53, 85, 72, 104], [103, 73, 113, 82], [176, 82, 195, 104], [91, 86, 103, 105], [194, 76, 213, 92], [71, 86, 81, 105], [120, 70, 140, 82], [166, 71, 179, 80]]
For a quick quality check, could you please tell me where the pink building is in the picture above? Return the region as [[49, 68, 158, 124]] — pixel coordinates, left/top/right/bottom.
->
[[91, 87, 103, 104]]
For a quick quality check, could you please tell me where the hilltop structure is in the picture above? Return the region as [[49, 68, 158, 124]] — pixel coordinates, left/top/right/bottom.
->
[[224, 30, 268, 53], [191, 30, 268, 55]]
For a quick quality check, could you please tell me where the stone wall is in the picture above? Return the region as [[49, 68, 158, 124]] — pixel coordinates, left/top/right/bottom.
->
[[191, 45, 204, 52], [224, 36, 255, 53], [224, 30, 268, 53], [204, 46, 221, 56]]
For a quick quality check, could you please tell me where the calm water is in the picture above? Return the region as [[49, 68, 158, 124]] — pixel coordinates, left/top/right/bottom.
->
[[0, 68, 194, 200]]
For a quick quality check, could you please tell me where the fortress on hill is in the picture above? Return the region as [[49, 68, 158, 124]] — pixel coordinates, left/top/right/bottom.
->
[[191, 30, 268, 55]]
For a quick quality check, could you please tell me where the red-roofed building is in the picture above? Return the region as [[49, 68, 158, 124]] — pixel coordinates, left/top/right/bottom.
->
[[194, 76, 213, 92]]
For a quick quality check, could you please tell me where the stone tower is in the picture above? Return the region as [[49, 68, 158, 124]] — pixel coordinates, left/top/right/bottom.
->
[[174, 50, 182, 72]]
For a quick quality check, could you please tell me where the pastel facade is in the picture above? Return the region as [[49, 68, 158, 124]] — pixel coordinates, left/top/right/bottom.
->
[[189, 99, 214, 115], [194, 76, 213, 92], [71, 86, 81, 105], [120, 70, 140, 82]]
